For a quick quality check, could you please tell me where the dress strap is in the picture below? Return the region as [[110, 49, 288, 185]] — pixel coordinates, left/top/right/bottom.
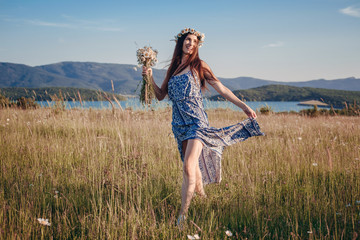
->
[[191, 70, 201, 88]]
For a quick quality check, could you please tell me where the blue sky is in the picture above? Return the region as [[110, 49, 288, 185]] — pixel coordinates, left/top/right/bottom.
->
[[1, 0, 359, 82]]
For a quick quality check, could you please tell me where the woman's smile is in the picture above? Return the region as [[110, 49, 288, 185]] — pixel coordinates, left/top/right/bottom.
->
[[182, 34, 198, 55]]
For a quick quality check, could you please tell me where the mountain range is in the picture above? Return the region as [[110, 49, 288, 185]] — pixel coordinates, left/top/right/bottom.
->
[[1, 62, 359, 95]]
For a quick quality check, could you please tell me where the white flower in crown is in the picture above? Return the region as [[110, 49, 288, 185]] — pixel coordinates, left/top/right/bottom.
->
[[174, 27, 205, 47]]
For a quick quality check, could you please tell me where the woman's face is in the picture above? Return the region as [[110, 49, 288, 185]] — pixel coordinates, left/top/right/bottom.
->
[[182, 34, 198, 55]]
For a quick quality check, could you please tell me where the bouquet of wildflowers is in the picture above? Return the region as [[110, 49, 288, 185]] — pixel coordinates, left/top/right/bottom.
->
[[136, 46, 158, 105]]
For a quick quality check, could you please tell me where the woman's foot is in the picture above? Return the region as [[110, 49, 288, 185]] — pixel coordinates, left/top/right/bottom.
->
[[194, 191, 207, 198], [195, 186, 207, 198], [176, 214, 186, 230]]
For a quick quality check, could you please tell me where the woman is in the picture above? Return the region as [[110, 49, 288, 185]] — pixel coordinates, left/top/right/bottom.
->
[[142, 28, 264, 227]]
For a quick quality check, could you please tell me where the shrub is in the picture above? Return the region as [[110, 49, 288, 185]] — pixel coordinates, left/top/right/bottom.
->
[[300, 102, 360, 117], [0, 94, 11, 108], [259, 104, 273, 115], [16, 97, 38, 109], [341, 101, 360, 116], [300, 105, 319, 117]]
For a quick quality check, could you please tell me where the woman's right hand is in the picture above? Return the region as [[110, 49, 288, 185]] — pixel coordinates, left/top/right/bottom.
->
[[242, 105, 257, 119], [142, 66, 152, 77]]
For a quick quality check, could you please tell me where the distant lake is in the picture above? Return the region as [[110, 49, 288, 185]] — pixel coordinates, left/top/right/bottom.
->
[[36, 98, 321, 112]]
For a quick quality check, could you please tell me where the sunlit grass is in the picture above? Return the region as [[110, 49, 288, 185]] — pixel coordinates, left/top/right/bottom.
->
[[1, 108, 359, 239]]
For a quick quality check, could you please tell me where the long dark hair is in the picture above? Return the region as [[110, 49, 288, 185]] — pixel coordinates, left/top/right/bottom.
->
[[164, 33, 216, 90]]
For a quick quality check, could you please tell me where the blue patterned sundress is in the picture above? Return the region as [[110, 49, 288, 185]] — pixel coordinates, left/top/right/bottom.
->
[[168, 70, 264, 185]]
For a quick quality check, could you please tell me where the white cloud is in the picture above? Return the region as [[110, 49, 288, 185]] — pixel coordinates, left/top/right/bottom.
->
[[339, 6, 360, 18], [25, 19, 73, 28], [262, 41, 284, 48]]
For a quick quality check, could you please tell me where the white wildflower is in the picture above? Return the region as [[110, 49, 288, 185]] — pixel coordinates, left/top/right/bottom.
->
[[225, 230, 233, 237], [187, 234, 200, 239], [312, 163, 318, 167], [37, 218, 51, 226]]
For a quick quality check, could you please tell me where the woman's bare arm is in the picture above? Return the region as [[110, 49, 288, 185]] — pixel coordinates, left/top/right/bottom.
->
[[202, 61, 257, 119]]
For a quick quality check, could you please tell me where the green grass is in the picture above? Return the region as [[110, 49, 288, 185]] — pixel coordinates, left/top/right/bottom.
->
[[1, 108, 360, 239]]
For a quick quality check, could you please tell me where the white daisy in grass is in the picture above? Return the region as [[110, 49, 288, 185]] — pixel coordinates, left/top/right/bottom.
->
[[187, 234, 200, 239], [187, 232, 200, 239], [37, 218, 51, 226], [225, 230, 233, 236], [54, 190, 60, 198]]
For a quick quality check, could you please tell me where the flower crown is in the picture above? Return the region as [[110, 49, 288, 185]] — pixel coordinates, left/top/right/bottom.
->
[[174, 28, 205, 47]]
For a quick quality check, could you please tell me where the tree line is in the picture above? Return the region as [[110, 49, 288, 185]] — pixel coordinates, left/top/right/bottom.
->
[[209, 84, 360, 108]]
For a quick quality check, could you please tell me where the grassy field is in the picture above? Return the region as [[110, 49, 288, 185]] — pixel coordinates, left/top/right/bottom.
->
[[1, 108, 359, 239]]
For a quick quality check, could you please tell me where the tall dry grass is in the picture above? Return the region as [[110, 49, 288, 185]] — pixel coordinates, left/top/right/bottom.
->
[[0, 108, 359, 239]]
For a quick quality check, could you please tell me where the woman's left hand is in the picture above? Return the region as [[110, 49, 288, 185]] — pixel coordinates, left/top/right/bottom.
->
[[142, 66, 152, 77], [243, 106, 257, 119]]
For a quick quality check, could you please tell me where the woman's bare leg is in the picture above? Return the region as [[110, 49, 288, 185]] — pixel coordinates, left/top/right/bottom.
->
[[179, 139, 204, 217], [182, 140, 206, 197], [195, 164, 206, 197]]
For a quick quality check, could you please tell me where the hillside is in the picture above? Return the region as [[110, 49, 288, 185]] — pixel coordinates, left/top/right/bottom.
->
[[0, 62, 167, 94], [0, 62, 89, 88], [35, 62, 167, 94], [1, 62, 359, 95], [209, 85, 360, 107]]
